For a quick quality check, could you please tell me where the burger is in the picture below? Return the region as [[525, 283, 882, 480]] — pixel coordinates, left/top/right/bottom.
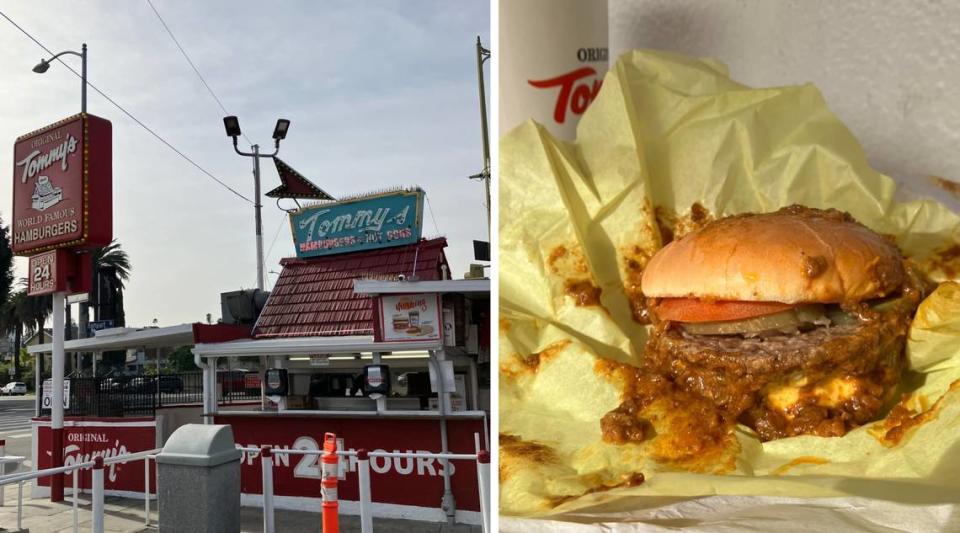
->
[[640, 205, 926, 441]]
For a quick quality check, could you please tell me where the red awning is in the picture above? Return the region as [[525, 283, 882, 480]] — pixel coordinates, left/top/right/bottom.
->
[[253, 238, 448, 338]]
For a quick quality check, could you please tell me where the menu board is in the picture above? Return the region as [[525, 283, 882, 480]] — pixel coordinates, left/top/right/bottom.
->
[[378, 293, 442, 343]]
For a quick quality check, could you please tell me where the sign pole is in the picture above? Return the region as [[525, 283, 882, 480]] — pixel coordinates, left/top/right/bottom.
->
[[51, 291, 66, 501]]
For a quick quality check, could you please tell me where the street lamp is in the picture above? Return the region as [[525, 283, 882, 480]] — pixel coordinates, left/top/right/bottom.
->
[[30, 42, 89, 504], [33, 43, 88, 113], [223, 116, 291, 291]]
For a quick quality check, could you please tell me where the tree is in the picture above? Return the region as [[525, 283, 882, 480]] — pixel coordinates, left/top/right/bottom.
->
[[79, 240, 132, 336], [23, 291, 52, 344], [163, 346, 199, 373], [0, 290, 28, 380], [0, 218, 13, 309], [19, 288, 51, 383]]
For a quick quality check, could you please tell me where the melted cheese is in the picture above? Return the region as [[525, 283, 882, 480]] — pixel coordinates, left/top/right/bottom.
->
[[765, 375, 864, 420]]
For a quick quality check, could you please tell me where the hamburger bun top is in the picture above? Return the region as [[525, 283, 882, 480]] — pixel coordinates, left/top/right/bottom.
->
[[641, 205, 904, 304]]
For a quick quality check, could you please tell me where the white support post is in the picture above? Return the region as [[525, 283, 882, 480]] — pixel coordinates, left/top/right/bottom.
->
[[144, 457, 150, 526], [34, 354, 40, 417], [92, 457, 105, 533], [52, 292, 66, 501], [357, 449, 373, 533], [201, 362, 212, 424], [261, 446, 275, 533], [372, 353, 386, 413], [73, 468, 79, 533], [477, 450, 491, 533]]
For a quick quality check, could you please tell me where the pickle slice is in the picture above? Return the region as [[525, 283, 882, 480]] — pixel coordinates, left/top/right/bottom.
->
[[681, 305, 828, 336]]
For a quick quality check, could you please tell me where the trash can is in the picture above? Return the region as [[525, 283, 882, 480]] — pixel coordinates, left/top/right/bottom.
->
[[156, 424, 242, 533]]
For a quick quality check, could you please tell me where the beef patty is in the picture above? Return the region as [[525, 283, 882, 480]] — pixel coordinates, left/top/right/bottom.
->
[[642, 270, 923, 441]]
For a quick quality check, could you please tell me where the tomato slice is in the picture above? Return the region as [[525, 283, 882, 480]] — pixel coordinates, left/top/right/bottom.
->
[[652, 298, 794, 323]]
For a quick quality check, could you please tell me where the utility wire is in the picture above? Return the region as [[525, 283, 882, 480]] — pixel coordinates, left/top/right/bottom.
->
[[0, 9, 253, 204], [264, 215, 287, 270], [144, 0, 254, 147], [425, 193, 442, 236]]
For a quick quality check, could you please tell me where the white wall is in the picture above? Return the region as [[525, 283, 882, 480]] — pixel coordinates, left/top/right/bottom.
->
[[610, 0, 960, 208]]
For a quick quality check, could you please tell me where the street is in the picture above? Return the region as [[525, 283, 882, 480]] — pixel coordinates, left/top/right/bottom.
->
[[0, 395, 34, 475]]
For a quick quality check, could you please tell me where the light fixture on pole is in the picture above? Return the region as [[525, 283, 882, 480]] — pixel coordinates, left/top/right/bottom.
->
[[223, 116, 291, 291], [30, 42, 89, 504], [33, 43, 88, 114]]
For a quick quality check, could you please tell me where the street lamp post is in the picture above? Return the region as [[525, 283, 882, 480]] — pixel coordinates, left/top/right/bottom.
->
[[222, 117, 291, 291], [33, 43, 87, 114], [31, 42, 88, 503], [470, 37, 491, 236]]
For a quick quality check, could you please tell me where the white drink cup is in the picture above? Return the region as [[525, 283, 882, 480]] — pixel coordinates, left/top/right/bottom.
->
[[499, 0, 609, 141]]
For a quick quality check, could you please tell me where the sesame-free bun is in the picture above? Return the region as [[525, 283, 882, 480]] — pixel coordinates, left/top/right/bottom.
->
[[641, 206, 904, 304]]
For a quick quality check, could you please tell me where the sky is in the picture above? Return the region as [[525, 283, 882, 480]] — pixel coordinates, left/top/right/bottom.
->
[[0, 1, 490, 327]]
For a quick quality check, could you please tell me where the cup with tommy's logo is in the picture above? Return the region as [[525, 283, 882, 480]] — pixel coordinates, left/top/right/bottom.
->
[[499, 0, 609, 141]]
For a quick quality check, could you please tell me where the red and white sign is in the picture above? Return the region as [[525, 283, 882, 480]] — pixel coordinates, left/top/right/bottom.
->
[[32, 417, 156, 494], [27, 250, 61, 295], [377, 293, 442, 343], [244, 373, 262, 389], [12, 114, 112, 256], [26, 248, 90, 296], [217, 414, 485, 512], [500, 0, 608, 140]]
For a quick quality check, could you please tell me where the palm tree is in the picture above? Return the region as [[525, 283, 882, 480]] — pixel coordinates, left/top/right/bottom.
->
[[24, 291, 52, 344], [0, 218, 13, 308], [19, 289, 52, 383], [0, 290, 27, 380], [79, 240, 132, 337]]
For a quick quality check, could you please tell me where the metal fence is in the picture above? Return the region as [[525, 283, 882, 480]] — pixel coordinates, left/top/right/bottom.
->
[[40, 372, 261, 417]]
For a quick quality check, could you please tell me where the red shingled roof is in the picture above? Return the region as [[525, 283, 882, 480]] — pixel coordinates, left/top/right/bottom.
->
[[253, 238, 448, 338]]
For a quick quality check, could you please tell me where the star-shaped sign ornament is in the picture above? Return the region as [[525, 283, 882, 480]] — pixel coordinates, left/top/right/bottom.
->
[[266, 157, 335, 200]]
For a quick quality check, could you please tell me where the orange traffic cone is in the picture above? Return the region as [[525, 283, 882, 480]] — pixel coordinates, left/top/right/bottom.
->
[[321, 433, 339, 533]]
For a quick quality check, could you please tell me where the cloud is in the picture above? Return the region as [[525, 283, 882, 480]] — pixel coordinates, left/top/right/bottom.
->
[[0, 0, 490, 326]]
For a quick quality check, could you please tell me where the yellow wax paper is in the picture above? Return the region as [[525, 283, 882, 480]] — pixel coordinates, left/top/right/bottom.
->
[[499, 49, 960, 522]]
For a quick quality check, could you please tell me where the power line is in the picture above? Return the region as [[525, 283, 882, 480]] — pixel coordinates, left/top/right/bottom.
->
[[0, 9, 253, 205], [144, 0, 254, 147], [264, 215, 287, 270], [425, 193, 442, 236]]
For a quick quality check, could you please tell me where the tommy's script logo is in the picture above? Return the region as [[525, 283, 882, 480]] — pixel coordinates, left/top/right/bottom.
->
[[17, 133, 77, 212], [298, 204, 410, 242], [16, 134, 78, 183], [527, 47, 608, 125]]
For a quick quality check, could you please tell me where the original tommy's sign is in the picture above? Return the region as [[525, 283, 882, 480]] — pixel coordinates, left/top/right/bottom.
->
[[12, 114, 112, 256], [32, 417, 157, 495], [289, 189, 423, 258]]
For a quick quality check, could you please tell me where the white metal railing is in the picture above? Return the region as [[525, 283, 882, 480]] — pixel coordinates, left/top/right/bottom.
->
[[237, 441, 492, 533], [1, 439, 493, 533], [0, 447, 160, 533]]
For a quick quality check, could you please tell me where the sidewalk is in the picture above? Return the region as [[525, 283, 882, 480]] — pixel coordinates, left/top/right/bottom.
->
[[0, 494, 481, 532]]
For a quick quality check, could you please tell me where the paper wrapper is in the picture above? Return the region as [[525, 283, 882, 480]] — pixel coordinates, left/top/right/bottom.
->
[[499, 49, 960, 525]]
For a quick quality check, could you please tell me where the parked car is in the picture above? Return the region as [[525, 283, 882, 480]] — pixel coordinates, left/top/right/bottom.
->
[[157, 375, 184, 394], [1, 382, 27, 395], [100, 377, 129, 392], [123, 376, 184, 394]]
